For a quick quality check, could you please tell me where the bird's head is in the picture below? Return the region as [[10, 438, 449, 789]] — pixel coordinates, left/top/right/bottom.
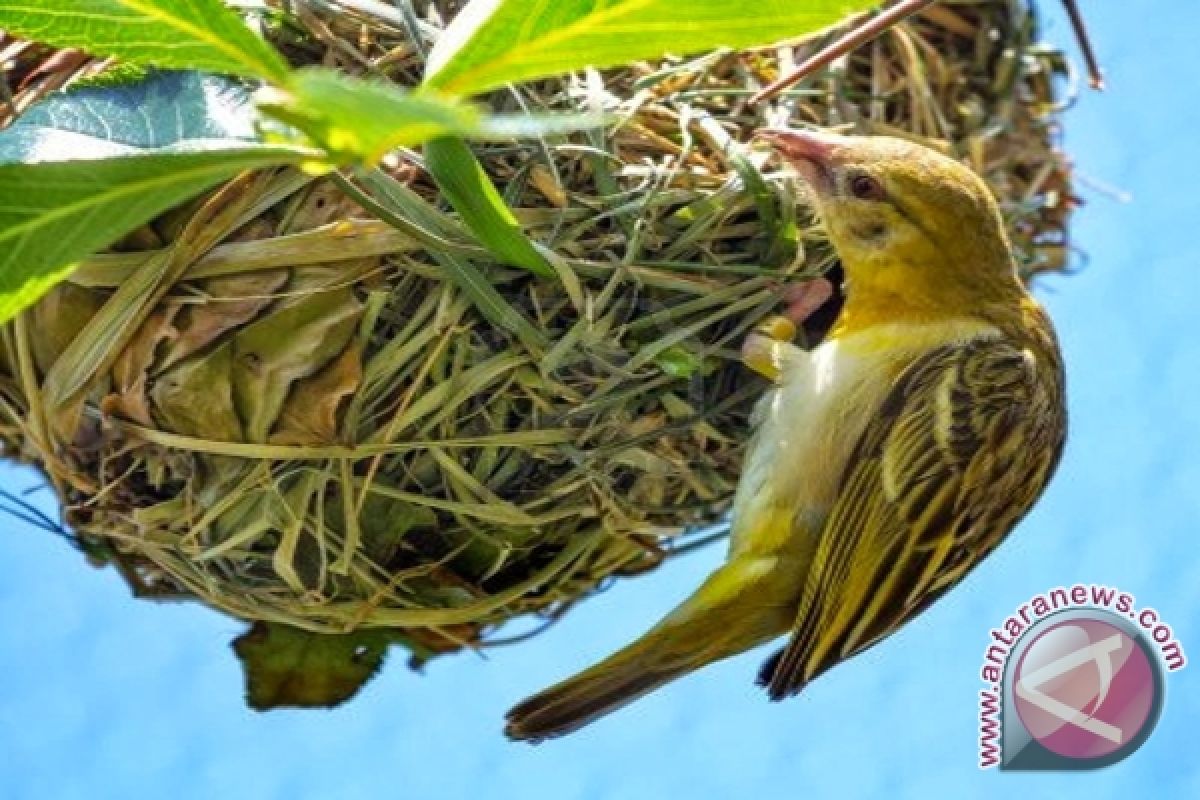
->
[[755, 128, 1023, 323]]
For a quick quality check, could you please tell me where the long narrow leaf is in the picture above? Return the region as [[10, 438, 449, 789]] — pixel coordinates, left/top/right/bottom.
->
[[423, 136, 554, 277], [333, 172, 549, 356]]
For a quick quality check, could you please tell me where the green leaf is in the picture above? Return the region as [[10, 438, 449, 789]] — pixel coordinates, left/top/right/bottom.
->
[[424, 0, 877, 96], [0, 71, 264, 158], [423, 137, 554, 277], [259, 68, 605, 165], [232, 622, 392, 710], [0, 0, 290, 81], [654, 344, 706, 378], [259, 68, 484, 164], [0, 72, 309, 324]]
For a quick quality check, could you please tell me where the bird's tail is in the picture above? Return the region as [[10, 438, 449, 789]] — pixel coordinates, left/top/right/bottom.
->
[[503, 639, 689, 742], [504, 554, 801, 742]]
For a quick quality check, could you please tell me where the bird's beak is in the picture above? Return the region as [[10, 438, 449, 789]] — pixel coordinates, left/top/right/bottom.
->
[[753, 127, 850, 196]]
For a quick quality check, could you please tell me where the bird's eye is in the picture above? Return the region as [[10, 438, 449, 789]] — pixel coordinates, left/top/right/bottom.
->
[[848, 173, 885, 201]]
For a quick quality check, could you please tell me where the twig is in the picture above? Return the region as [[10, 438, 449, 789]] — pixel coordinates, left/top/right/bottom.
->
[[750, 0, 937, 105], [1060, 0, 1105, 90], [0, 486, 72, 542]]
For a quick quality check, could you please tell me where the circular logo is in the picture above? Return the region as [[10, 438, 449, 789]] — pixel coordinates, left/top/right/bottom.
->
[[1012, 616, 1160, 761]]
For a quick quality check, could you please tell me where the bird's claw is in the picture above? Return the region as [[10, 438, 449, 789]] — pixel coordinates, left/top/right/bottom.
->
[[756, 314, 797, 343], [742, 332, 788, 380]]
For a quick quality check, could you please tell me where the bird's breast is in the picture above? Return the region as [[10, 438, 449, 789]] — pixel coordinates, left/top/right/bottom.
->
[[729, 319, 999, 557], [751, 339, 887, 512]]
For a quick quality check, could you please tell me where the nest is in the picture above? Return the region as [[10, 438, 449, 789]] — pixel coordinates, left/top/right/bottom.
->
[[0, 0, 1075, 701]]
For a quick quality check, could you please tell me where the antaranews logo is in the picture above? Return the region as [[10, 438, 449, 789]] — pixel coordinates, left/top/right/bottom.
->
[[978, 584, 1186, 771]]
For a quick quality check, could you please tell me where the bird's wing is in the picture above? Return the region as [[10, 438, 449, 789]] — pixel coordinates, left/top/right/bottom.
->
[[760, 333, 1065, 700]]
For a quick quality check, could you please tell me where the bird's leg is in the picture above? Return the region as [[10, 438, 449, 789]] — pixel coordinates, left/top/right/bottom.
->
[[779, 278, 835, 326], [742, 278, 833, 381]]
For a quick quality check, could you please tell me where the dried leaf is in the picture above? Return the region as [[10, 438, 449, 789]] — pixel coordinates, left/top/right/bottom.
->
[[231, 286, 363, 443], [270, 341, 363, 445], [151, 341, 243, 441], [29, 283, 104, 375], [160, 269, 289, 370], [286, 180, 367, 232], [106, 302, 182, 425]]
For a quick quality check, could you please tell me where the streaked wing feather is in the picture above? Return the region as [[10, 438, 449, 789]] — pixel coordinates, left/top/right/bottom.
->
[[763, 333, 1064, 700]]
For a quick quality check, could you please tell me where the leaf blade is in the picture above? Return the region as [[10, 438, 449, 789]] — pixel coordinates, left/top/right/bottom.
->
[[424, 0, 877, 96], [258, 68, 604, 164], [0, 0, 290, 81], [232, 622, 392, 711], [334, 171, 550, 356], [0, 72, 309, 324], [0, 148, 305, 323], [422, 136, 554, 277], [258, 68, 483, 164]]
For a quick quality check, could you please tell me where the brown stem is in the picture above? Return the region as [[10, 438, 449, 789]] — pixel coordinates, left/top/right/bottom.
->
[[750, 0, 937, 105], [1060, 0, 1105, 90]]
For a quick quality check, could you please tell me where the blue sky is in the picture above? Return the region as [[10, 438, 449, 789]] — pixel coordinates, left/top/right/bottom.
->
[[2, 3, 1198, 798]]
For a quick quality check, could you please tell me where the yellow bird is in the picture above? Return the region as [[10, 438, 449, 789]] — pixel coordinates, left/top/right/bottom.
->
[[505, 129, 1067, 742]]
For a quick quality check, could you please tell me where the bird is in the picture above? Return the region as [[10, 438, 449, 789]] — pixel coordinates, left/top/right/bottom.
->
[[504, 129, 1067, 742]]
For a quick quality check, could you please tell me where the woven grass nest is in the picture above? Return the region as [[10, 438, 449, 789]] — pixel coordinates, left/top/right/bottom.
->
[[0, 0, 1074, 707]]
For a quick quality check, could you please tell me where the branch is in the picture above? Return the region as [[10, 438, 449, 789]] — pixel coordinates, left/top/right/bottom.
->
[[750, 0, 936, 105], [1060, 0, 1105, 90]]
